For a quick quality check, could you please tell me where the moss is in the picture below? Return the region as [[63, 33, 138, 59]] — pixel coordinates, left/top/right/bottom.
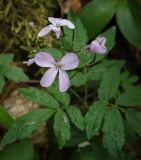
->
[[0, 0, 56, 55]]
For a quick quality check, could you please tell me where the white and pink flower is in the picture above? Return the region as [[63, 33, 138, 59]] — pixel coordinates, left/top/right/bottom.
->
[[86, 36, 107, 54], [38, 17, 75, 39], [24, 52, 79, 92]]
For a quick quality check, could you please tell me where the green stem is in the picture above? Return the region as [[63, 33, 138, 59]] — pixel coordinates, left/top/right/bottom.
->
[[84, 67, 88, 109], [87, 54, 96, 67], [61, 36, 64, 54], [70, 87, 83, 104], [71, 29, 75, 51]]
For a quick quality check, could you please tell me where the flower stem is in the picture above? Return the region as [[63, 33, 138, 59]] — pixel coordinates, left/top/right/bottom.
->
[[61, 36, 65, 54], [70, 87, 83, 104], [71, 29, 75, 51], [84, 67, 88, 109], [87, 54, 96, 67]]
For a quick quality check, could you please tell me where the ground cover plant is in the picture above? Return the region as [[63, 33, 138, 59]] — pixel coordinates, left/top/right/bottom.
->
[[0, 0, 141, 160]]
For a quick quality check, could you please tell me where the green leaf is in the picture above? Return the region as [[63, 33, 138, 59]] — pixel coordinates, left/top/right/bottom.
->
[[98, 66, 121, 101], [4, 66, 28, 82], [70, 72, 86, 87], [116, 0, 141, 49], [126, 109, 141, 136], [43, 48, 63, 59], [102, 106, 125, 156], [71, 14, 88, 51], [66, 106, 84, 131], [95, 26, 116, 62], [0, 139, 34, 160], [121, 71, 139, 90], [116, 86, 141, 107], [87, 63, 106, 81], [85, 101, 105, 139], [65, 127, 87, 147], [78, 52, 94, 68], [0, 54, 14, 67], [124, 118, 138, 144], [63, 27, 73, 51], [48, 85, 70, 106], [102, 60, 125, 69], [0, 75, 5, 93], [79, 0, 118, 39], [87, 60, 124, 81], [19, 87, 59, 109], [71, 138, 111, 160], [0, 106, 13, 128], [64, 12, 88, 51], [53, 110, 70, 147], [2, 108, 54, 146]]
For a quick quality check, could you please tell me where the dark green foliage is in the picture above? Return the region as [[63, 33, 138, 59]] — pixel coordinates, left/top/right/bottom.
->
[[2, 108, 54, 146], [0, 140, 35, 160], [102, 106, 125, 157], [1, 0, 141, 159], [53, 110, 71, 147], [0, 106, 13, 128]]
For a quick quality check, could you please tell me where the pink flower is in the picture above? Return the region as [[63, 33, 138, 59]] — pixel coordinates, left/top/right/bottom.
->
[[28, 52, 79, 92], [38, 17, 75, 39], [86, 36, 107, 54]]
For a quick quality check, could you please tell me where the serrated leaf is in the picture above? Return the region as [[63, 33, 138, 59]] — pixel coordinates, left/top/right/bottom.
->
[[70, 72, 86, 87], [0, 75, 5, 93], [78, 52, 94, 68], [126, 110, 141, 136], [85, 101, 105, 139], [116, 0, 141, 49], [102, 106, 125, 156], [116, 86, 141, 107], [87, 60, 124, 81], [87, 63, 106, 81], [2, 108, 54, 146], [67, 106, 84, 131], [98, 66, 121, 101], [53, 110, 70, 147], [0, 140, 34, 160], [48, 85, 70, 106], [19, 87, 59, 109], [79, 0, 118, 40], [0, 54, 14, 67], [0, 106, 13, 128], [121, 71, 139, 90], [103, 60, 125, 69], [4, 66, 28, 82]]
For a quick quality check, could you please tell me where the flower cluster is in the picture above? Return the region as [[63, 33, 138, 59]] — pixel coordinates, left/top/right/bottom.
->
[[24, 17, 107, 92]]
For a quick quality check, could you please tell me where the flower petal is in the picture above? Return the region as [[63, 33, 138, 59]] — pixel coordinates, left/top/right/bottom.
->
[[60, 53, 79, 70], [48, 17, 61, 25], [51, 25, 61, 38], [59, 69, 70, 92], [60, 19, 75, 29], [23, 58, 35, 66], [90, 40, 107, 54], [38, 25, 52, 37], [40, 68, 58, 87], [96, 36, 107, 46], [35, 52, 56, 67], [54, 29, 61, 39]]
